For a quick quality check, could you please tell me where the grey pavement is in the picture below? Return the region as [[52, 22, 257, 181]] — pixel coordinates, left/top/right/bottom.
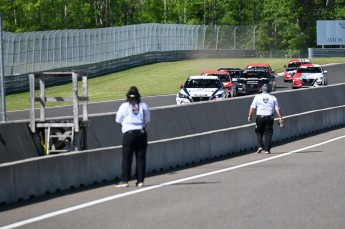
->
[[1, 127, 345, 229]]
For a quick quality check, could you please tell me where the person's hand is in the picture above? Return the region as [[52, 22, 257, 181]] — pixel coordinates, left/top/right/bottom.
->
[[278, 117, 284, 127], [248, 115, 252, 122], [279, 117, 284, 124]]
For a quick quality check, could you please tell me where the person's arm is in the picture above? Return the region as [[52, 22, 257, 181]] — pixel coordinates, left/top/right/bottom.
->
[[144, 104, 151, 124], [248, 107, 255, 122], [115, 103, 125, 124], [274, 97, 283, 123], [248, 96, 257, 122], [275, 108, 284, 123]]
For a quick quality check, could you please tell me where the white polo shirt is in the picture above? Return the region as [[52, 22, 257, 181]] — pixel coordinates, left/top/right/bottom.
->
[[250, 92, 279, 116], [115, 101, 151, 133]]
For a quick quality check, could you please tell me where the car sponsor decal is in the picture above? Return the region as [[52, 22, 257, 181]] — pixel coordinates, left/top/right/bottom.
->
[[246, 81, 259, 84], [211, 88, 221, 97], [300, 74, 308, 80], [183, 88, 190, 96], [194, 93, 208, 97]]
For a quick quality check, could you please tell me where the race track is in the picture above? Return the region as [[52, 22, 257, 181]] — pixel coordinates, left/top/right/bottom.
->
[[1, 127, 345, 229], [6, 63, 345, 121], [1, 63, 345, 229]]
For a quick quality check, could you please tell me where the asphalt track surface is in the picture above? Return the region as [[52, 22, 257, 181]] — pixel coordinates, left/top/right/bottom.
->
[[1, 127, 345, 229], [6, 63, 345, 121], [1, 63, 345, 229]]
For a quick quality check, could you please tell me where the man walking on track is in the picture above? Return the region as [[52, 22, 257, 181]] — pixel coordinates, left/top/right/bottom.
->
[[247, 84, 284, 154]]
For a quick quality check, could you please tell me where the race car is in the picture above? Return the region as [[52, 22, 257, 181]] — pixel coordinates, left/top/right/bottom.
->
[[283, 59, 311, 82], [234, 69, 276, 96], [201, 70, 234, 97], [292, 64, 328, 89], [217, 67, 243, 82], [176, 75, 227, 104], [246, 63, 275, 77]]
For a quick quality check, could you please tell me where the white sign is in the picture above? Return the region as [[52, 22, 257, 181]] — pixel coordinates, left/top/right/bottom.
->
[[317, 20, 345, 45]]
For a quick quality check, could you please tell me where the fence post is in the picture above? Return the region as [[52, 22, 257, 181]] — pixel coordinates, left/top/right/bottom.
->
[[0, 12, 6, 122], [234, 26, 237, 49]]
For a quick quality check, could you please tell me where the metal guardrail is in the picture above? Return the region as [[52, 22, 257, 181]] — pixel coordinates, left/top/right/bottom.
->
[[308, 48, 345, 58]]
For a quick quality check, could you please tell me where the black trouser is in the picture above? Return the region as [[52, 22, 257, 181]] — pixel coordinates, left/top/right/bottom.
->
[[255, 115, 274, 152], [121, 130, 148, 183]]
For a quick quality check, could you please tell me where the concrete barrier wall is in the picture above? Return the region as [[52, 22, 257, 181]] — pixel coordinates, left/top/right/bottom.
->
[[1, 104, 345, 204], [0, 122, 39, 163], [2, 84, 345, 161], [86, 84, 345, 148], [1, 84, 345, 204]]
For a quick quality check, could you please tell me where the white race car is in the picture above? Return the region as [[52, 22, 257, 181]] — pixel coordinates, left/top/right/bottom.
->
[[176, 75, 227, 104], [292, 64, 328, 89]]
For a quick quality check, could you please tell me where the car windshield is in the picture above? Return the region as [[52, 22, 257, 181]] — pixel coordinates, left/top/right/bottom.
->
[[209, 74, 229, 82], [287, 62, 301, 68], [228, 71, 242, 78], [285, 67, 296, 71], [247, 66, 269, 72], [241, 71, 270, 79], [297, 67, 322, 73], [185, 79, 221, 88]]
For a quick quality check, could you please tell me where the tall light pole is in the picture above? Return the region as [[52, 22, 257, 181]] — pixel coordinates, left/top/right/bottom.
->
[[0, 12, 6, 122]]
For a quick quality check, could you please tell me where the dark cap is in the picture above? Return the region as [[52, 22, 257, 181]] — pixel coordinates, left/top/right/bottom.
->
[[261, 84, 268, 92], [126, 86, 141, 99]]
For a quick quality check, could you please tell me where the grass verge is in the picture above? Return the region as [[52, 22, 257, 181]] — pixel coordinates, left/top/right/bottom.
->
[[5, 57, 345, 111]]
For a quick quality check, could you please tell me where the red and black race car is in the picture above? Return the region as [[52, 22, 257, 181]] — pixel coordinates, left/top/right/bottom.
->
[[201, 70, 235, 97]]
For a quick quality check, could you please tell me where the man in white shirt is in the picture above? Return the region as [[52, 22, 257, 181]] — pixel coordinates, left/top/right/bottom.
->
[[247, 84, 283, 154]]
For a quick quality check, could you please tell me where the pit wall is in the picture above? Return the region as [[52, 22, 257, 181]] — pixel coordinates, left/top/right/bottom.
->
[[1, 84, 345, 204], [86, 84, 345, 148]]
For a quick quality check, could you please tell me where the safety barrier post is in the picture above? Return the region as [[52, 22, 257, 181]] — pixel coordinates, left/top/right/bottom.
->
[[0, 12, 6, 122]]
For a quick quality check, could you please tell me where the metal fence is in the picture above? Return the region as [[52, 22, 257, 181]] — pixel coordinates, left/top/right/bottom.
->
[[0, 23, 256, 121], [308, 48, 345, 58], [2, 24, 255, 77]]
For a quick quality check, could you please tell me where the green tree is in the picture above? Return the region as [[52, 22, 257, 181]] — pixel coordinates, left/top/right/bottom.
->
[[1, 0, 344, 51]]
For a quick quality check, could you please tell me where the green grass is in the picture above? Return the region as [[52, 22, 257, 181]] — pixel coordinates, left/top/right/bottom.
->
[[5, 57, 345, 111]]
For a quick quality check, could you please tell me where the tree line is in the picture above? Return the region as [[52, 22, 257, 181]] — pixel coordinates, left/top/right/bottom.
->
[[1, 0, 344, 52]]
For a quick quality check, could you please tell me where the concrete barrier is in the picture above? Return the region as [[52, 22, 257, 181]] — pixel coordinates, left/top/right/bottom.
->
[[86, 84, 345, 148], [1, 84, 345, 204], [2, 84, 345, 161], [1, 104, 345, 205], [0, 122, 40, 163]]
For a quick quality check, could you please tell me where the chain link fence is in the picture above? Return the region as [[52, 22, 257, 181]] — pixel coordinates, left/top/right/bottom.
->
[[2, 24, 256, 76], [0, 23, 256, 121], [1, 24, 255, 89]]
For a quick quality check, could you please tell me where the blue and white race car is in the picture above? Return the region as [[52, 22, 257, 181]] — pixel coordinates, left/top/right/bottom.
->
[[176, 75, 227, 104]]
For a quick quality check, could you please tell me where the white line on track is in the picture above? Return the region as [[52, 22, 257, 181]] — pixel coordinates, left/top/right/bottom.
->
[[2, 134, 345, 229]]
